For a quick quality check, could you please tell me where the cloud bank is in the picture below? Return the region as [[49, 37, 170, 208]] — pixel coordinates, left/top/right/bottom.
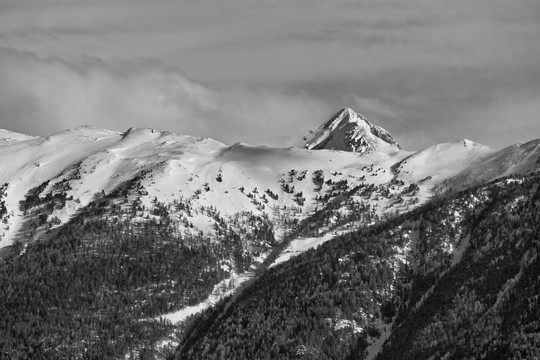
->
[[0, 0, 539, 149], [0, 48, 331, 146]]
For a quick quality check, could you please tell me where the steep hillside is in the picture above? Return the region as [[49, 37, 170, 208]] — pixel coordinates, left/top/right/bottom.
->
[[173, 173, 540, 360]]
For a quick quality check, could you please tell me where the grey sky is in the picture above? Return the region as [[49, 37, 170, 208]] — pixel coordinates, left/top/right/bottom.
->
[[0, 0, 539, 150]]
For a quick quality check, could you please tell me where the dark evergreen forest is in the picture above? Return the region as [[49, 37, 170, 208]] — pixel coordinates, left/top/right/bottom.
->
[[1, 174, 539, 359], [173, 174, 540, 360], [0, 200, 273, 359]]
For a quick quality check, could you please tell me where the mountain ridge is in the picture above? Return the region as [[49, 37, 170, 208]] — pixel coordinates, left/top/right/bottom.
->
[[0, 109, 539, 249], [0, 108, 539, 359]]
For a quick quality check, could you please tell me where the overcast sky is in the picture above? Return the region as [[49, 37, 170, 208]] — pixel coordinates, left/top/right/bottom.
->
[[0, 0, 539, 150]]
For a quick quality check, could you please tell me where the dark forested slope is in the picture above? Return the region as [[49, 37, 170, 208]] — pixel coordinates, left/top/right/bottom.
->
[[0, 194, 275, 359], [174, 174, 540, 360]]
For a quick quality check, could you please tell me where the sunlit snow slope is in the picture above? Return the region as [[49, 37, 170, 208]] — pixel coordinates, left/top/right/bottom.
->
[[0, 109, 538, 249]]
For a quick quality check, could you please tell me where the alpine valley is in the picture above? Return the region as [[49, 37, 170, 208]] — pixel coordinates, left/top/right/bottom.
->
[[0, 108, 539, 359]]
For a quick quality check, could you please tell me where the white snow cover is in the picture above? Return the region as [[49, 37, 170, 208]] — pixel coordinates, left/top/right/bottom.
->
[[395, 138, 540, 191], [0, 108, 538, 249], [0, 125, 408, 247], [395, 139, 494, 184]]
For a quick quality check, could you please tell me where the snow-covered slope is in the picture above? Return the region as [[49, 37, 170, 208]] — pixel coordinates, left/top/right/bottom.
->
[[459, 139, 540, 184], [395, 138, 540, 192], [0, 124, 406, 248], [0, 127, 123, 246], [0, 111, 538, 250], [0, 129, 38, 143], [304, 108, 401, 153], [394, 139, 494, 189]]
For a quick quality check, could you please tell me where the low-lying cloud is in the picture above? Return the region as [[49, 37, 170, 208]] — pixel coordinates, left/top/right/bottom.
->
[[0, 48, 331, 146]]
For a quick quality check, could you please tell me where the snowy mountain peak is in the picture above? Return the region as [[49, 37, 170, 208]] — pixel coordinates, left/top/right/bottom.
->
[[304, 107, 402, 153]]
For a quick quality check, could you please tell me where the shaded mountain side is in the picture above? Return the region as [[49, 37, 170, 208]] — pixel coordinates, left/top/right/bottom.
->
[[377, 179, 540, 359], [172, 173, 540, 360]]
